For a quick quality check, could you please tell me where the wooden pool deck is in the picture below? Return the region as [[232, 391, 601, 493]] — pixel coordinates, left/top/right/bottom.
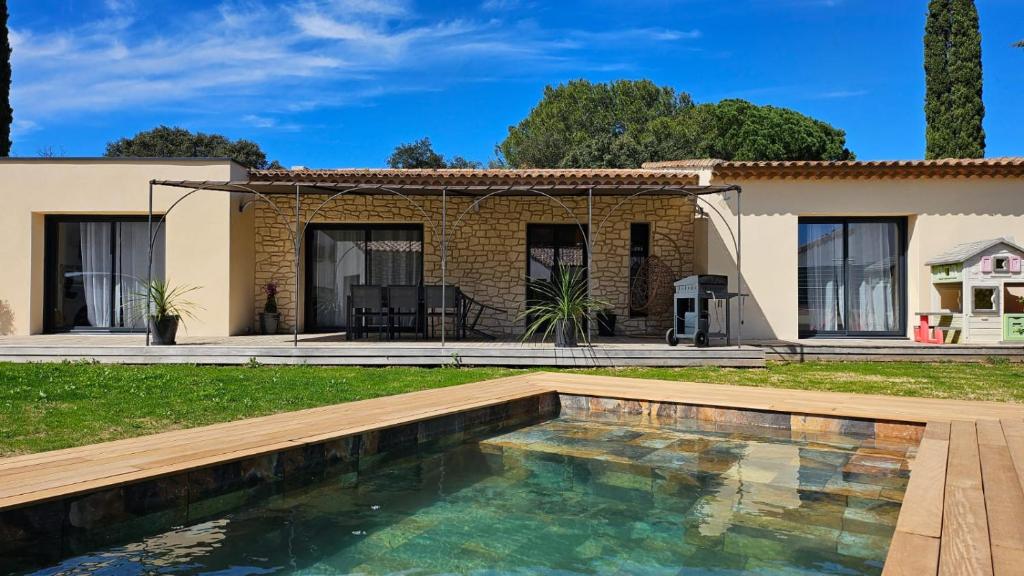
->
[[2, 372, 1023, 575]]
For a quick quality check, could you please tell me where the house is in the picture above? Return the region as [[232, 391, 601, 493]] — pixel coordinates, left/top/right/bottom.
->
[[647, 157, 1024, 343], [1, 156, 1023, 344]]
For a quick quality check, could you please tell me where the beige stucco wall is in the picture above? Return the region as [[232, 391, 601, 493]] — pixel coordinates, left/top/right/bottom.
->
[[254, 194, 696, 336], [0, 159, 253, 337], [699, 174, 1024, 341]]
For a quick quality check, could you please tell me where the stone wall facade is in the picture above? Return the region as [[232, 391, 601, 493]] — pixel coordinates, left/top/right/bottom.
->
[[253, 192, 695, 337]]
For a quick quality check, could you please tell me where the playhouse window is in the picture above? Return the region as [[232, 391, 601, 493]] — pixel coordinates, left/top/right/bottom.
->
[[993, 256, 1010, 273], [972, 286, 999, 313]]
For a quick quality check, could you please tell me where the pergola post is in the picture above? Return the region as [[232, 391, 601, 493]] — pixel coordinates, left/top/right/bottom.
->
[[293, 185, 300, 347], [587, 186, 593, 342], [145, 180, 154, 347], [441, 186, 447, 347], [735, 186, 743, 347]]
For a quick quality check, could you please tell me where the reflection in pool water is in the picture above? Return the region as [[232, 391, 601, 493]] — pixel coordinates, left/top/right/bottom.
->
[[23, 414, 915, 575]]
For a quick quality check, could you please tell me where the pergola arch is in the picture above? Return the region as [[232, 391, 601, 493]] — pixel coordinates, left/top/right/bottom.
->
[[148, 175, 743, 347]]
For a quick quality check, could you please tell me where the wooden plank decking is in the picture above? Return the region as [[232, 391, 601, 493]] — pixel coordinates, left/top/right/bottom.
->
[[0, 334, 765, 367], [2, 372, 1024, 574]]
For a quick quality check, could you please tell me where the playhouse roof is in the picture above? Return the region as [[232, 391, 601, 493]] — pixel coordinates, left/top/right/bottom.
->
[[925, 237, 1024, 266]]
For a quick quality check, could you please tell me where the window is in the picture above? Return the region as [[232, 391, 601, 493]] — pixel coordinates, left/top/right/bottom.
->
[[525, 224, 588, 326], [972, 286, 999, 313], [629, 223, 650, 317], [994, 256, 1010, 273], [44, 216, 165, 332], [305, 224, 423, 331], [798, 217, 906, 337]]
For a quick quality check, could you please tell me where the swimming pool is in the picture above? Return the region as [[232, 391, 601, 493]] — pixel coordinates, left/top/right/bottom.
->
[[17, 409, 914, 575]]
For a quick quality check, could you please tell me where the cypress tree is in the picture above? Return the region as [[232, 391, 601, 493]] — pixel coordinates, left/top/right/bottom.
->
[[924, 0, 985, 159], [1, 0, 11, 157]]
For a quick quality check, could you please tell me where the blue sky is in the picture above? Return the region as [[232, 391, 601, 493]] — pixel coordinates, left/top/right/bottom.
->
[[7, 0, 1023, 167]]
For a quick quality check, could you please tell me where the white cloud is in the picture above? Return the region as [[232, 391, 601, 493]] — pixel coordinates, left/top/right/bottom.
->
[[9, 0, 706, 125], [481, 0, 521, 10], [11, 119, 40, 137], [812, 89, 868, 99]]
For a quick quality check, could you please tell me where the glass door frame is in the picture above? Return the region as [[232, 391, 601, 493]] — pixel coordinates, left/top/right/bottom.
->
[[524, 223, 590, 329], [798, 216, 907, 339], [303, 223, 424, 332], [43, 215, 161, 333]]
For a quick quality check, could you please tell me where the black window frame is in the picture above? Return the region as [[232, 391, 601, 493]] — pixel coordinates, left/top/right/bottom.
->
[[43, 214, 163, 334], [303, 223, 425, 332], [798, 216, 908, 339], [525, 223, 589, 328], [628, 222, 650, 318]]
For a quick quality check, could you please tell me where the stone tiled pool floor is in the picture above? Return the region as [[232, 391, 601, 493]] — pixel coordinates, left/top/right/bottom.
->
[[19, 415, 916, 575]]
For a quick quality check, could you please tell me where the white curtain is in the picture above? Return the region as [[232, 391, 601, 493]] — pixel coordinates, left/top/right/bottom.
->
[[798, 224, 844, 332], [80, 223, 113, 327], [848, 223, 899, 332], [115, 222, 165, 329], [369, 229, 422, 287], [314, 230, 365, 327]]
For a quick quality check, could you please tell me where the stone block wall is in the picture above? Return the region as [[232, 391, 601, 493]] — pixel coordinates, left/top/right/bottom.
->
[[253, 192, 695, 336]]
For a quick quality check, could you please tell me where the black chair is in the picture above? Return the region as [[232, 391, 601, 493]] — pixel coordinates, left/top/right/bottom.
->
[[424, 285, 461, 339], [459, 292, 507, 340], [349, 285, 387, 340], [387, 285, 420, 340]]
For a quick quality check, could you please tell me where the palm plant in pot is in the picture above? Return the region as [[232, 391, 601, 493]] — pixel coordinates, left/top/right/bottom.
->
[[133, 280, 200, 345], [259, 282, 280, 334], [520, 266, 607, 348]]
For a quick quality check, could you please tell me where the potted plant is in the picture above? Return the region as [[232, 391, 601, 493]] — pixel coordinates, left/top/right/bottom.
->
[[520, 266, 607, 348], [133, 280, 199, 345], [259, 282, 280, 335]]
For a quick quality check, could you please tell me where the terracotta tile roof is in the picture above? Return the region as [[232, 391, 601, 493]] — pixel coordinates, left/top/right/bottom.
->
[[642, 157, 1024, 179], [249, 168, 699, 188]]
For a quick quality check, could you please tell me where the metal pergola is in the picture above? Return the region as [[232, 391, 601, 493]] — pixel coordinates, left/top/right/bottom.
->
[[146, 177, 744, 347]]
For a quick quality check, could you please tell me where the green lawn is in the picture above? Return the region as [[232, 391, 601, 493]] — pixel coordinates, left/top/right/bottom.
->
[[1, 360, 1022, 456]]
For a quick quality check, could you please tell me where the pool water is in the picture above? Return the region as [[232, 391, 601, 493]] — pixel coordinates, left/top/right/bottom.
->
[[23, 414, 915, 575]]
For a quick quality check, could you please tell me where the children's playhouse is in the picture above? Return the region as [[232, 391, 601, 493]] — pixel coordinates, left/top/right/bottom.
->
[[921, 237, 1024, 344]]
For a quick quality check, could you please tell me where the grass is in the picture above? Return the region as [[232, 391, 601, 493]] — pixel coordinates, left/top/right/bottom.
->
[[1, 360, 1022, 456]]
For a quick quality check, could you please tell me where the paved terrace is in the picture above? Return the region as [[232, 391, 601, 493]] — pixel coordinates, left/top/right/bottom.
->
[[1, 373, 1023, 575]]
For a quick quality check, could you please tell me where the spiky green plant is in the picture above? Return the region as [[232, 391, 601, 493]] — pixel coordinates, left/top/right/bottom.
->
[[519, 266, 608, 346], [131, 280, 201, 326]]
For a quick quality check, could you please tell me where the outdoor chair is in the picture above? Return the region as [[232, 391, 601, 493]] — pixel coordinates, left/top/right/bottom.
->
[[387, 285, 421, 340], [424, 285, 461, 339], [349, 285, 387, 340], [460, 292, 507, 340]]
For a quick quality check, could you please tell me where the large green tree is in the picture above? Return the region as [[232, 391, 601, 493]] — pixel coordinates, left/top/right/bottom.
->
[[387, 137, 481, 169], [498, 80, 853, 168], [924, 0, 985, 159], [1, 0, 12, 157], [105, 126, 277, 169]]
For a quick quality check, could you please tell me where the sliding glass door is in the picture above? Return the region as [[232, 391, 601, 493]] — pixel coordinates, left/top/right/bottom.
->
[[305, 224, 423, 331], [44, 217, 165, 332], [526, 224, 588, 326], [798, 218, 905, 337]]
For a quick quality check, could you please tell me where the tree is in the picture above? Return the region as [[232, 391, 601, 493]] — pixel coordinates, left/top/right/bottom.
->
[[497, 80, 853, 168], [387, 137, 481, 169], [924, 0, 985, 159], [1, 0, 12, 156], [105, 125, 276, 169]]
